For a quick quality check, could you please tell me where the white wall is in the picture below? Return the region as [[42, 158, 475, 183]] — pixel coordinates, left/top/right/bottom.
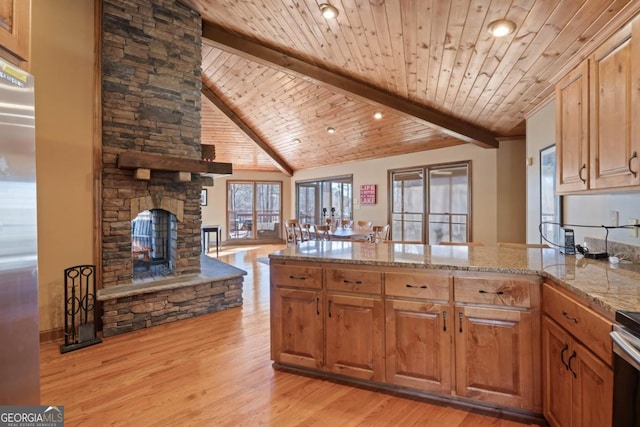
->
[[290, 143, 500, 245], [526, 100, 640, 247]]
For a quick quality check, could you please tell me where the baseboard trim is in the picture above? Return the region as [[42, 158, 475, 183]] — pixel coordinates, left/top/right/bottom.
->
[[40, 328, 64, 344]]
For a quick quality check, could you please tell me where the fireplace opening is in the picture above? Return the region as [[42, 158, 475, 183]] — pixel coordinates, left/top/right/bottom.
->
[[131, 209, 177, 281]]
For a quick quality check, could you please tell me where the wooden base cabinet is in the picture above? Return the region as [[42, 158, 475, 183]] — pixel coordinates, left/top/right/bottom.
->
[[455, 305, 534, 409], [542, 283, 613, 427], [542, 316, 613, 427], [325, 293, 383, 381], [271, 287, 323, 369], [453, 273, 541, 411], [385, 299, 452, 393]]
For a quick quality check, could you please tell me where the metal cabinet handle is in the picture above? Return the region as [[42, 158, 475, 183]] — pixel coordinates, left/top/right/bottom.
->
[[562, 310, 579, 323], [567, 350, 577, 378], [458, 312, 463, 333], [443, 310, 447, 332], [629, 151, 638, 178], [343, 280, 363, 285], [289, 275, 306, 280], [560, 343, 569, 369], [406, 284, 428, 289], [479, 290, 504, 295], [316, 297, 320, 315], [579, 164, 587, 184], [328, 300, 332, 318]]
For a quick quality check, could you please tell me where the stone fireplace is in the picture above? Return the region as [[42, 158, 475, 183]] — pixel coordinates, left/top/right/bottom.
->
[[96, 0, 241, 337]]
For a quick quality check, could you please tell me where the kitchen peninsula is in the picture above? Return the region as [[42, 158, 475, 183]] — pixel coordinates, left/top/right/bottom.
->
[[269, 241, 640, 423]]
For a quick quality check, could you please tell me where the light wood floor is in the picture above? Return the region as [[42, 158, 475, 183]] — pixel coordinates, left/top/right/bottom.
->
[[40, 244, 543, 426]]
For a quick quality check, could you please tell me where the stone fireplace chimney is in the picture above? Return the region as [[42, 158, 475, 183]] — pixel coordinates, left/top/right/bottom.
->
[[101, 0, 203, 288]]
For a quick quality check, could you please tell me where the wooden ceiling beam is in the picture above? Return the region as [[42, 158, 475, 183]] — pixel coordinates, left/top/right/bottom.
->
[[201, 85, 294, 176], [202, 21, 499, 149]]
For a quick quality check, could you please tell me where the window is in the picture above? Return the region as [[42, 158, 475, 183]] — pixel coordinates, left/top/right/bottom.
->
[[389, 162, 471, 243], [296, 175, 352, 225], [227, 181, 282, 241]]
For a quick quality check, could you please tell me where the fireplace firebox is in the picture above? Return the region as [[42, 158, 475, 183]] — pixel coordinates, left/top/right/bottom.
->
[[131, 209, 177, 280]]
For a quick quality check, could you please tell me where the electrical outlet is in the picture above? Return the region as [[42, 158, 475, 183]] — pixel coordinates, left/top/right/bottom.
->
[[628, 219, 639, 237], [610, 210, 619, 227]]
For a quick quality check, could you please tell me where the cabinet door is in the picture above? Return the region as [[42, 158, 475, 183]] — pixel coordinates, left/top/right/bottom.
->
[[570, 340, 613, 427], [542, 316, 572, 427], [271, 288, 323, 369], [0, 0, 30, 62], [455, 305, 534, 409], [556, 61, 590, 193], [590, 21, 640, 189], [325, 293, 383, 381], [385, 299, 452, 393]]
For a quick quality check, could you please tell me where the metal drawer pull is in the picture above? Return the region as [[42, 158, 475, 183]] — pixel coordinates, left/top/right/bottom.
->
[[459, 312, 463, 333], [442, 311, 447, 332], [406, 284, 428, 289], [316, 297, 320, 315], [579, 164, 587, 183], [562, 310, 579, 323], [289, 275, 306, 280], [567, 351, 577, 378], [479, 290, 504, 295], [560, 343, 569, 369], [328, 300, 332, 318], [629, 151, 638, 178], [343, 280, 363, 284]]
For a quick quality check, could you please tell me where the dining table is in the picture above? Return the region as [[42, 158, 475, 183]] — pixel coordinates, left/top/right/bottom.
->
[[328, 227, 372, 241]]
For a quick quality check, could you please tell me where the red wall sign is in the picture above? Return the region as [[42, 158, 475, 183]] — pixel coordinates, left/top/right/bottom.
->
[[360, 184, 377, 204]]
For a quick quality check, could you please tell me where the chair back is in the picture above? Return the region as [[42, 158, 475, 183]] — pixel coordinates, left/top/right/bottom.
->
[[356, 220, 372, 230], [341, 219, 353, 229], [371, 224, 390, 243], [497, 242, 549, 249], [313, 225, 331, 241], [284, 219, 302, 244]]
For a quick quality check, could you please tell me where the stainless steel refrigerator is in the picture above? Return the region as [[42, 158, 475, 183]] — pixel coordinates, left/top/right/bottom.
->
[[0, 58, 40, 404]]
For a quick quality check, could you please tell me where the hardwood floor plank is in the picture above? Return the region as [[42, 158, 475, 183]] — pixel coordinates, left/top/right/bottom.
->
[[40, 244, 542, 426]]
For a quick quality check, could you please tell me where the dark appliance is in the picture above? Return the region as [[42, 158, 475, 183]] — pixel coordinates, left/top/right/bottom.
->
[[611, 310, 640, 427]]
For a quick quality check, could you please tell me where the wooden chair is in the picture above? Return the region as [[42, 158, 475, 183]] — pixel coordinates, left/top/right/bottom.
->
[[498, 242, 549, 249], [313, 225, 331, 241], [371, 224, 390, 243], [356, 220, 372, 230], [284, 219, 302, 245], [341, 219, 353, 229], [300, 223, 313, 241], [439, 241, 485, 246]]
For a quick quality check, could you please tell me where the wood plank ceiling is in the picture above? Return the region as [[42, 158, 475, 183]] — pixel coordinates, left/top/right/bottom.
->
[[183, 0, 638, 175]]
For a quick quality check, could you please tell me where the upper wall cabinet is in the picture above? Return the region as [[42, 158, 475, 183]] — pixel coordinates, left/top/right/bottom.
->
[[590, 20, 640, 190], [0, 0, 30, 63], [556, 62, 590, 193], [556, 16, 640, 194]]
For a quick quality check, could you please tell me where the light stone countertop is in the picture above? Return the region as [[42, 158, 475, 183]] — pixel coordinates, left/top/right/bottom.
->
[[269, 241, 640, 318]]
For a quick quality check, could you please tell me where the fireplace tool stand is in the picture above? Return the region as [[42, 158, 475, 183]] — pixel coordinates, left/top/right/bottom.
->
[[60, 265, 102, 353]]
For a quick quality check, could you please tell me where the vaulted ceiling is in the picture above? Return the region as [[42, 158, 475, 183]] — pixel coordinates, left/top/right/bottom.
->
[[182, 0, 639, 175]]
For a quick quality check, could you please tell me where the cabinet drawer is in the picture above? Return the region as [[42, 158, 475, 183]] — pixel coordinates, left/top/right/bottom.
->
[[454, 275, 532, 308], [326, 268, 381, 294], [385, 271, 450, 301], [543, 284, 613, 365], [271, 264, 322, 289]]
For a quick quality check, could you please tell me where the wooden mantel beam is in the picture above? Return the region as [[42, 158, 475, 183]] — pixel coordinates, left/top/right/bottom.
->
[[202, 21, 499, 149], [117, 151, 232, 175], [201, 85, 294, 176]]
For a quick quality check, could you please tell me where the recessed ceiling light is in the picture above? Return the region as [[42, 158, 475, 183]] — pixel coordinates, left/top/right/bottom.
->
[[487, 19, 516, 37], [373, 111, 384, 120], [320, 3, 339, 19], [293, 138, 301, 144], [326, 127, 336, 134]]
